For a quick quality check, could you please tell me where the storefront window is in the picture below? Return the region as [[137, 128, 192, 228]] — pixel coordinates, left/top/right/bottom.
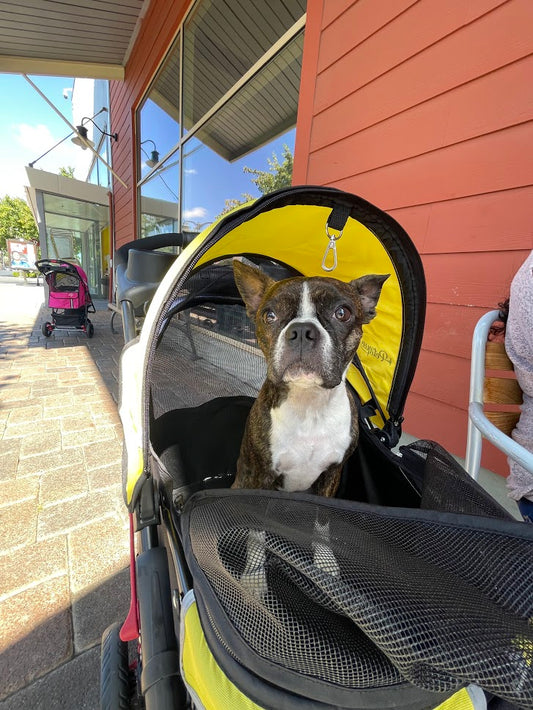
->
[[42, 193, 109, 297], [138, 33, 181, 180], [139, 151, 180, 237], [183, 0, 305, 131], [182, 127, 295, 226], [136, 0, 305, 239]]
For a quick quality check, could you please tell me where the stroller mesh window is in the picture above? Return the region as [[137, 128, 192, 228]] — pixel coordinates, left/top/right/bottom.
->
[[151, 300, 265, 420], [53, 272, 80, 290], [184, 486, 533, 706], [150, 258, 301, 419], [148, 259, 301, 496]]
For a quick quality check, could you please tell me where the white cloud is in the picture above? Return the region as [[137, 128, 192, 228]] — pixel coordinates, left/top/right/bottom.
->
[[182, 206, 208, 220], [0, 160, 29, 199], [0, 122, 93, 198], [15, 123, 56, 153]]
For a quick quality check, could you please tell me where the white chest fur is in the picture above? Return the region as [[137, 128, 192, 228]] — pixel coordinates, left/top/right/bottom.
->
[[270, 381, 353, 492]]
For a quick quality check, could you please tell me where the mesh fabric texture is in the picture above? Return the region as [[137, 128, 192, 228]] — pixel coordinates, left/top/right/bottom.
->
[[182, 445, 533, 708]]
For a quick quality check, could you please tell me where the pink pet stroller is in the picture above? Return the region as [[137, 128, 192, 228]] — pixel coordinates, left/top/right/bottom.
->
[[36, 259, 96, 338]]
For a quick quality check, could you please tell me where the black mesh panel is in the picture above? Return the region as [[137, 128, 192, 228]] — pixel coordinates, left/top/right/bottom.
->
[[183, 453, 533, 708]]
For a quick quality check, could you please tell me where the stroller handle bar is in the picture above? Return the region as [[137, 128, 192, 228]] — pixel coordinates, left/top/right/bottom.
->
[[114, 233, 184, 270], [114, 233, 184, 343], [35, 258, 82, 277]]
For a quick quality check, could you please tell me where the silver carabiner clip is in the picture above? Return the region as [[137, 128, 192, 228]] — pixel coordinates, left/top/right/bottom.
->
[[322, 224, 343, 272], [321, 238, 338, 272]]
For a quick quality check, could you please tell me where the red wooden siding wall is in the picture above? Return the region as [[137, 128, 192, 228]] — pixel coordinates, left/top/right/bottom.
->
[[109, 0, 188, 250], [294, 0, 533, 474]]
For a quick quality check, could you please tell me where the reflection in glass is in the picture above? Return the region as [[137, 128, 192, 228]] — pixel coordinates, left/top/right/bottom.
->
[[182, 127, 295, 228], [136, 3, 304, 241], [138, 33, 181, 179], [139, 152, 180, 238], [183, 0, 305, 130], [192, 30, 303, 162], [181, 28, 302, 225], [42, 193, 109, 297]]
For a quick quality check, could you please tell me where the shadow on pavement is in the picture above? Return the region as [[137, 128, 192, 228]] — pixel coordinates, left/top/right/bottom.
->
[[0, 568, 130, 708], [0, 289, 129, 709]]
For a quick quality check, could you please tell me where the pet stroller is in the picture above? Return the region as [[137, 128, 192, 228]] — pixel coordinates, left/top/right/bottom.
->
[[36, 259, 96, 338], [101, 186, 533, 710]]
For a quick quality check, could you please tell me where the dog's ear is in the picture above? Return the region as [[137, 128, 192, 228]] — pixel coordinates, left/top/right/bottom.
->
[[351, 274, 389, 323], [233, 260, 275, 318]]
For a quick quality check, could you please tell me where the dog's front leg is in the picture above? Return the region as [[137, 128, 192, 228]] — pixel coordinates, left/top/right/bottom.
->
[[309, 466, 342, 576], [312, 512, 340, 578], [240, 529, 268, 599]]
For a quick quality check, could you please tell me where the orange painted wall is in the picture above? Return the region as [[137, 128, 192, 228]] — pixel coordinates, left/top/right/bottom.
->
[[294, 0, 533, 474], [109, 0, 189, 250]]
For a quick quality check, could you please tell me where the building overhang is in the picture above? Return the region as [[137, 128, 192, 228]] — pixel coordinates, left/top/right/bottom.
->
[[25, 167, 110, 204], [0, 0, 151, 80], [25, 166, 110, 231]]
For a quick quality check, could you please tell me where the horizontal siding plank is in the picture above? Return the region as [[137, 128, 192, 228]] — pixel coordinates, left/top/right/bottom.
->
[[410, 350, 470, 411], [313, 0, 532, 124], [310, 55, 533, 163], [317, 0, 417, 72], [422, 250, 530, 306], [403, 391, 510, 475], [403, 391, 468, 455], [421, 303, 491, 360], [318, 0, 505, 78], [320, 0, 359, 28], [390, 187, 533, 255], [324, 122, 533, 210]]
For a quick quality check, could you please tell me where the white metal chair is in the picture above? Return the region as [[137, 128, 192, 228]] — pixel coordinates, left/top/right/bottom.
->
[[465, 309, 533, 479]]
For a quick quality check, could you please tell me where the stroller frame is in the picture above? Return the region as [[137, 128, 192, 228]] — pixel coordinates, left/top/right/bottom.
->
[[100, 188, 533, 710], [36, 258, 96, 338]]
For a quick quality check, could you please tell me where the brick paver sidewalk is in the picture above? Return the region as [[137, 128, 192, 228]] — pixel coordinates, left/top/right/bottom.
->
[[0, 284, 130, 709]]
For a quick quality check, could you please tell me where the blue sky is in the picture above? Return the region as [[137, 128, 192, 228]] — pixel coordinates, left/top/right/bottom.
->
[[0, 74, 78, 199], [0, 72, 295, 224]]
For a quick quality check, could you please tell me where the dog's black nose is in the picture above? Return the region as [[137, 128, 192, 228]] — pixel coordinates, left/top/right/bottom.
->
[[285, 321, 318, 350]]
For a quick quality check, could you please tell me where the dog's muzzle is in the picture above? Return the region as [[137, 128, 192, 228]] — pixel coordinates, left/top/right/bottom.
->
[[285, 320, 319, 353], [273, 319, 337, 386]]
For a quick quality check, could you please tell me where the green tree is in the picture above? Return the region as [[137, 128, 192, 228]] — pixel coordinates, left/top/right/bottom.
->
[[218, 144, 293, 216], [58, 166, 75, 178], [243, 144, 293, 195], [0, 196, 38, 252]]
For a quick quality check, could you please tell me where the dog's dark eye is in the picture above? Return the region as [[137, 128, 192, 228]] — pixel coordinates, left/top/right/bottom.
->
[[263, 309, 277, 324], [334, 306, 351, 322]]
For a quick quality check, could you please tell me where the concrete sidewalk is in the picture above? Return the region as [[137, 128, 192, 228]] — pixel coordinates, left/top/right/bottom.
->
[[0, 281, 128, 709]]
